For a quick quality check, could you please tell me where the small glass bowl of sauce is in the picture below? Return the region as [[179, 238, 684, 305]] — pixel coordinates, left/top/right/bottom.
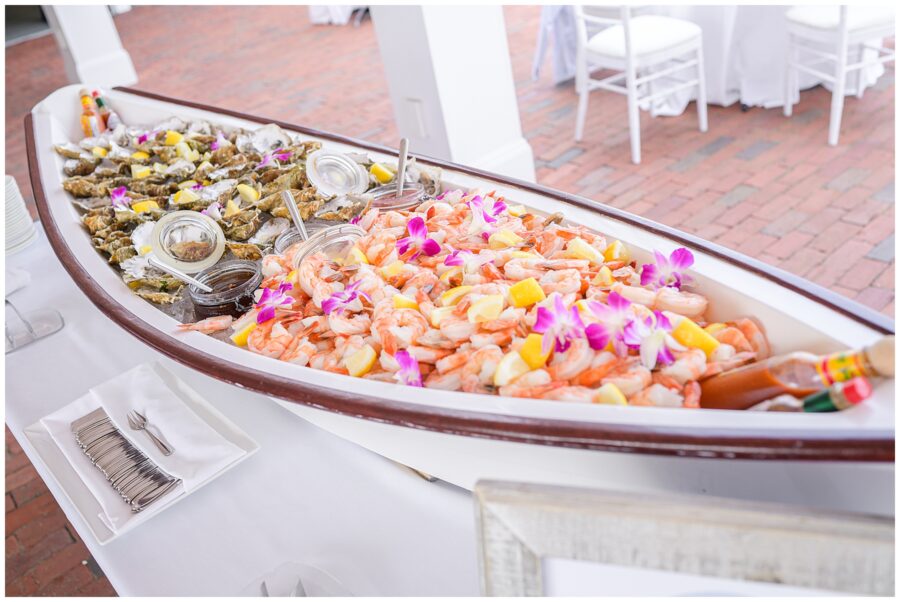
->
[[291, 224, 366, 272], [369, 181, 425, 211], [188, 260, 263, 319]]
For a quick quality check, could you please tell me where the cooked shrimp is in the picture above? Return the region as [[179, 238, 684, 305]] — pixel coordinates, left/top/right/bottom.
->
[[371, 304, 429, 355], [539, 269, 583, 296], [541, 386, 601, 403], [280, 336, 317, 366], [660, 349, 707, 386], [629, 384, 684, 407], [328, 312, 372, 336], [547, 338, 593, 381], [407, 345, 453, 364], [571, 351, 618, 387], [733, 317, 771, 359], [601, 358, 652, 396], [248, 319, 294, 359], [655, 287, 708, 319], [499, 369, 564, 399], [424, 367, 463, 391], [177, 315, 233, 334]]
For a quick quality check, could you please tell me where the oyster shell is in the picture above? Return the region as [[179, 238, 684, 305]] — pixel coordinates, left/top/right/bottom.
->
[[164, 158, 196, 178], [250, 124, 293, 154], [63, 157, 100, 177], [227, 242, 264, 261], [53, 142, 91, 160], [248, 217, 290, 245], [134, 289, 182, 304], [223, 208, 261, 241]]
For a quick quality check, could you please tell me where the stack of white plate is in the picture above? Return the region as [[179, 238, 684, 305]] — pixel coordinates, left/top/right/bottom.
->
[[6, 175, 38, 255]]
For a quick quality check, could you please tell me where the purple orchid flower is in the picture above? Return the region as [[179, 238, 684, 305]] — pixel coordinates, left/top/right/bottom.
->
[[465, 195, 498, 240], [533, 293, 587, 355], [137, 129, 160, 145], [349, 213, 361, 225], [397, 216, 441, 260], [255, 281, 294, 323], [201, 202, 223, 220], [191, 182, 204, 191], [210, 132, 229, 151], [443, 246, 472, 267], [109, 186, 130, 210], [321, 280, 371, 315], [583, 292, 635, 356], [622, 310, 685, 370], [640, 248, 695, 290], [394, 350, 423, 387], [256, 148, 292, 169]]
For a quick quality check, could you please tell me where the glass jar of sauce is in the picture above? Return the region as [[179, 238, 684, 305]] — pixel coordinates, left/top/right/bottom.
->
[[188, 260, 263, 319], [369, 181, 425, 211]]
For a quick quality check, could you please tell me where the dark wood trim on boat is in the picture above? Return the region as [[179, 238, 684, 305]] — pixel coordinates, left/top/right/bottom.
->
[[26, 96, 894, 462]]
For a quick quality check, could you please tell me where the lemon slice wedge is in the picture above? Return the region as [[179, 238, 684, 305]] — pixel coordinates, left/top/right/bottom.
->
[[467, 294, 504, 323], [493, 351, 531, 387], [346, 344, 377, 377], [439, 285, 473, 307]]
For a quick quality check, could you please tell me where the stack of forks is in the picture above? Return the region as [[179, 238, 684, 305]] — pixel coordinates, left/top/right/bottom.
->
[[71, 408, 180, 512]]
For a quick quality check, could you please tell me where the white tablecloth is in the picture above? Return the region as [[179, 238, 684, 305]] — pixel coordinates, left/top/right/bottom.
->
[[532, 5, 886, 113], [5, 227, 479, 596]]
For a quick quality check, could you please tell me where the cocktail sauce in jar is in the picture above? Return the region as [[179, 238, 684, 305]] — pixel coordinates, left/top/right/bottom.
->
[[188, 260, 263, 319]]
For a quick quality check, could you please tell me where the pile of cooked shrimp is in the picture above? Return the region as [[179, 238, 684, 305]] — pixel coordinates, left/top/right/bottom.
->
[[179, 189, 770, 408]]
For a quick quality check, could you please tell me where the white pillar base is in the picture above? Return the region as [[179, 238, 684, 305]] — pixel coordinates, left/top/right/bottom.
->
[[372, 6, 535, 183], [43, 6, 138, 88]]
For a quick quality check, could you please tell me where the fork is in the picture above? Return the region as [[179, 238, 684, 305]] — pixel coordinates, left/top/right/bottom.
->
[[127, 410, 174, 456]]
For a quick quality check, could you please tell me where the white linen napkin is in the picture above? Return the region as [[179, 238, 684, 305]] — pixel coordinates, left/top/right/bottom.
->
[[41, 362, 246, 532], [89, 363, 245, 490]]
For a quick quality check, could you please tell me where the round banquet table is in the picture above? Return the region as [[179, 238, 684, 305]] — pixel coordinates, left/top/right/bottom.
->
[[4, 227, 479, 596], [532, 5, 886, 115]]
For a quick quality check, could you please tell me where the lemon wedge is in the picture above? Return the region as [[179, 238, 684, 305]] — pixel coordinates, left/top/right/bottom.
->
[[565, 237, 604, 264], [91, 146, 107, 158], [506, 204, 527, 217], [345, 344, 377, 377], [369, 163, 394, 184], [130, 150, 150, 161], [488, 229, 524, 250], [593, 383, 628, 405], [672, 317, 721, 357], [603, 240, 629, 262], [230, 322, 256, 347], [178, 179, 198, 189], [439, 285, 473, 307], [164, 130, 183, 146], [393, 294, 419, 310], [172, 188, 200, 205], [131, 200, 160, 213], [439, 266, 462, 284], [493, 351, 531, 387], [224, 199, 241, 218], [509, 277, 546, 308], [591, 265, 614, 287], [380, 261, 405, 279], [130, 165, 151, 179], [519, 333, 551, 369], [704, 322, 727, 336], [345, 246, 369, 265], [467, 294, 504, 323], [429, 306, 456, 328], [236, 183, 260, 204]]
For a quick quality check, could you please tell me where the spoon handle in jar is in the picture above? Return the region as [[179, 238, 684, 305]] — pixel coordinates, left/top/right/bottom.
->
[[281, 190, 308, 241], [148, 255, 214, 293], [396, 138, 409, 195]]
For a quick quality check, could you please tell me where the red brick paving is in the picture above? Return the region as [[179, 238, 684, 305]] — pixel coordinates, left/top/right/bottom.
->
[[4, 5, 895, 596], [5, 428, 116, 596]]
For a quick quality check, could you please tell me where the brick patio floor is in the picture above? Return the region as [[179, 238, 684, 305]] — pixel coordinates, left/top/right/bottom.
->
[[4, 5, 895, 596]]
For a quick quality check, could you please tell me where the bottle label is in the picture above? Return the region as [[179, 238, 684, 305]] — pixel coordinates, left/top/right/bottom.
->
[[816, 351, 866, 386]]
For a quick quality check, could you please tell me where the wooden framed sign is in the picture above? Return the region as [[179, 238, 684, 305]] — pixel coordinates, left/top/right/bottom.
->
[[475, 480, 894, 596]]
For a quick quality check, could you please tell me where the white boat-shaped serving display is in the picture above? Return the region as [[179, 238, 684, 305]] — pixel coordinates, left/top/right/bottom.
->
[[27, 86, 895, 515]]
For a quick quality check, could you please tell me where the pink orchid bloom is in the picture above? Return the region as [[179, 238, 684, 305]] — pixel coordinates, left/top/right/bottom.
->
[[465, 195, 505, 240], [321, 280, 370, 315], [109, 186, 130, 210], [622, 310, 685, 370], [640, 248, 695, 290], [209, 132, 229, 151], [533, 293, 587, 355], [256, 148, 292, 169], [137, 129, 160, 145], [584, 292, 635, 356], [255, 281, 294, 323], [201, 202, 223, 220], [394, 350, 423, 387], [397, 216, 441, 260]]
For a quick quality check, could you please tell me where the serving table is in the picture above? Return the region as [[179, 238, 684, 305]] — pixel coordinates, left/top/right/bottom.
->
[[5, 227, 479, 596]]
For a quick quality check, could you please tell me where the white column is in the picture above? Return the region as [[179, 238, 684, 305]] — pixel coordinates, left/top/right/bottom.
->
[[371, 6, 535, 182], [43, 5, 138, 87]]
